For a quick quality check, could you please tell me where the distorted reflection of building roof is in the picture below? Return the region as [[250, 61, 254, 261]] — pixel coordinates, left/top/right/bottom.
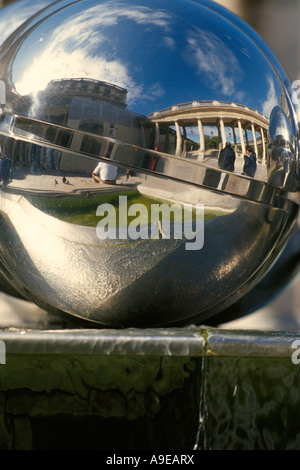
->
[[146, 100, 269, 129], [34, 78, 142, 130], [39, 78, 128, 108]]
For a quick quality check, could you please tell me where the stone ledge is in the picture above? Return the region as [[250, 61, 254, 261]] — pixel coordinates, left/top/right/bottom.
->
[[0, 327, 299, 357], [0, 327, 204, 356]]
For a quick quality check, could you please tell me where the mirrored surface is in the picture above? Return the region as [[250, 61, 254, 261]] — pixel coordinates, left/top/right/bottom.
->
[[0, 0, 299, 327], [0, 0, 58, 46], [0, 0, 298, 191]]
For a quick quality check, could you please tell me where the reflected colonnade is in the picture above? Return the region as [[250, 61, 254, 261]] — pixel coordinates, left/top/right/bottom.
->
[[0, 77, 292, 198]]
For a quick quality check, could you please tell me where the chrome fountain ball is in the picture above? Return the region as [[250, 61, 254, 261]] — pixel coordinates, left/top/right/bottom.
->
[[0, 0, 299, 328]]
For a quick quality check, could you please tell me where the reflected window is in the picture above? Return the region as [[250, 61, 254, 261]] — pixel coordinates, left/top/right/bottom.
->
[[79, 122, 103, 156], [80, 135, 102, 157], [49, 96, 59, 105], [61, 97, 72, 106], [55, 129, 72, 148], [49, 114, 68, 126], [79, 122, 103, 135]]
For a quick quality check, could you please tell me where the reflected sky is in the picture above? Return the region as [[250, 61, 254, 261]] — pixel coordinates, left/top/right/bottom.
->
[[0, 0, 56, 46], [3, 0, 288, 118]]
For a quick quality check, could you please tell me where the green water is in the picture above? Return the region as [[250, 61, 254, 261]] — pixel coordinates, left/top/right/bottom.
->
[[27, 190, 220, 227]]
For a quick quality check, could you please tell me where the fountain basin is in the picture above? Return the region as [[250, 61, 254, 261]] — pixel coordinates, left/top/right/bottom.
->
[[0, 326, 299, 450]]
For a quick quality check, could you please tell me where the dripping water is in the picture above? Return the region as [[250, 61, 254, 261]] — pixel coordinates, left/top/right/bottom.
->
[[193, 335, 209, 450]]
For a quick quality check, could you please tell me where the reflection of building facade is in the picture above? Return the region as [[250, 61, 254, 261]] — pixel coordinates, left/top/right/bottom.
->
[[38, 78, 128, 126], [36, 78, 143, 172], [4, 78, 270, 181], [143, 100, 269, 164]]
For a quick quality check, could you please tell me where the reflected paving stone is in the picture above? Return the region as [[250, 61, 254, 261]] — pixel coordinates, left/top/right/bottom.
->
[[0, 327, 300, 450]]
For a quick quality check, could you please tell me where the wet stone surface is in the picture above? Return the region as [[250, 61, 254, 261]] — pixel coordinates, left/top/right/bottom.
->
[[204, 356, 300, 450], [0, 353, 202, 450]]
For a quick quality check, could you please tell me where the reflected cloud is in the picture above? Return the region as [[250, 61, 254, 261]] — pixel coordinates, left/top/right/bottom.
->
[[76, 0, 172, 29], [163, 36, 176, 50], [262, 74, 279, 117], [184, 28, 244, 100], [14, 1, 174, 106], [16, 49, 134, 96], [0, 1, 53, 45]]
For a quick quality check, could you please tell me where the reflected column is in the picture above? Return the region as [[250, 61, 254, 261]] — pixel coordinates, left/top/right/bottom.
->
[[238, 120, 246, 156], [251, 123, 258, 157], [197, 118, 205, 161], [175, 121, 182, 157], [219, 118, 226, 147]]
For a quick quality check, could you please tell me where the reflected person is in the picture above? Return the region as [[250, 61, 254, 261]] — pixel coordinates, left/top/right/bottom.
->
[[242, 145, 257, 178], [218, 142, 236, 172], [92, 160, 118, 185], [0, 153, 13, 186]]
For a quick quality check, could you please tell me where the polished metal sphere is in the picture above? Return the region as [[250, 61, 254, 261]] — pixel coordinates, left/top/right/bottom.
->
[[0, 0, 299, 327]]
